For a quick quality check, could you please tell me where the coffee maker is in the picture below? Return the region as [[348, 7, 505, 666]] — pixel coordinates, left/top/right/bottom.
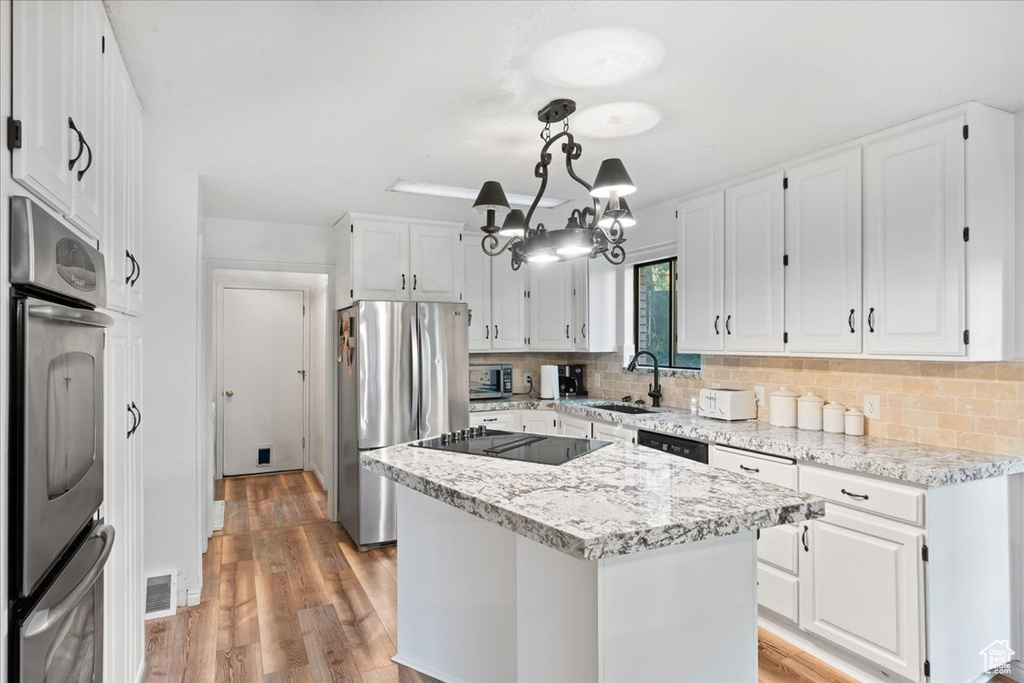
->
[[557, 364, 588, 397]]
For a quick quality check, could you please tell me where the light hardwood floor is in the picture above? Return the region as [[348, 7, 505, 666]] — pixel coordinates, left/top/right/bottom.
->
[[143, 472, 863, 682]]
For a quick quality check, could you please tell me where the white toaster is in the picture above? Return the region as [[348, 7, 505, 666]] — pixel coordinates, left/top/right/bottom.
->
[[698, 388, 758, 421]]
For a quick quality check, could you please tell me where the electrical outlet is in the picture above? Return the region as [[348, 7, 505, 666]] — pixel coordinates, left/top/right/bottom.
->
[[863, 395, 881, 420], [524, 373, 533, 387], [753, 385, 765, 406], [711, 381, 722, 389]]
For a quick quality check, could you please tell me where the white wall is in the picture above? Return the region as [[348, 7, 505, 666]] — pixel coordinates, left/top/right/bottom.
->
[[309, 276, 330, 485], [142, 138, 203, 605], [1015, 111, 1024, 361], [205, 217, 335, 265]]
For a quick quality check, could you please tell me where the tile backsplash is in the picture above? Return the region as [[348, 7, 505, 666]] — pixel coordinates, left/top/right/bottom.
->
[[472, 352, 1024, 456]]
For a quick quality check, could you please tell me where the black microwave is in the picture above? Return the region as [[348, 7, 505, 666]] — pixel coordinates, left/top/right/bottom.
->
[[469, 364, 513, 400]]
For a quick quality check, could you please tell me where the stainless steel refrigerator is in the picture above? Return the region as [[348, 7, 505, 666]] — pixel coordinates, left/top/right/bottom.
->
[[337, 301, 469, 548]]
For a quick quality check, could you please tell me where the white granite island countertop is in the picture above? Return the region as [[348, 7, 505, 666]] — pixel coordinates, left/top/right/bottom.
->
[[361, 439, 823, 560], [469, 398, 1024, 487]]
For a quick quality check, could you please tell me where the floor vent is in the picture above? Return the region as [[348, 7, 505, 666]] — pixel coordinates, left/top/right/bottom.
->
[[212, 500, 225, 531], [145, 572, 178, 620]]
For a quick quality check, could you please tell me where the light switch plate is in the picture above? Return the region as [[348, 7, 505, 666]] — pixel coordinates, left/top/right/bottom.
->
[[863, 395, 881, 420]]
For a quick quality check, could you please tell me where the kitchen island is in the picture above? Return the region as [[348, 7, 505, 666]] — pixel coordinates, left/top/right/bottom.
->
[[362, 437, 824, 682]]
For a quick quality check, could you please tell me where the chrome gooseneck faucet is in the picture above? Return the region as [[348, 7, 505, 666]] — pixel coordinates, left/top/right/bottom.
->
[[626, 350, 662, 408]]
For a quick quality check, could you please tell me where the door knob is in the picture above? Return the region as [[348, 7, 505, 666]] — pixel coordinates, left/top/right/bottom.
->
[[225, 390, 234, 397]]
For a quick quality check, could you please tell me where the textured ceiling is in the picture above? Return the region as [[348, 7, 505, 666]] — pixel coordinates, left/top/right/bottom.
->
[[106, 0, 1024, 227]]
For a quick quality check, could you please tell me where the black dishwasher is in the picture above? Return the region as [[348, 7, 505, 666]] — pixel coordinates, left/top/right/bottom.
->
[[636, 430, 709, 464]]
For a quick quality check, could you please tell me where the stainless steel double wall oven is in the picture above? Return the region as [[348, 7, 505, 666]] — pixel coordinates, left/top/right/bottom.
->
[[8, 196, 115, 682]]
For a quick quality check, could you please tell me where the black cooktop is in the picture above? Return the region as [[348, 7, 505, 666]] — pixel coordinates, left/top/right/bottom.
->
[[416, 428, 609, 466]]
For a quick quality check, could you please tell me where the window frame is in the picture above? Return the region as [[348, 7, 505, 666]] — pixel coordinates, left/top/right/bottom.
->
[[632, 257, 700, 370]]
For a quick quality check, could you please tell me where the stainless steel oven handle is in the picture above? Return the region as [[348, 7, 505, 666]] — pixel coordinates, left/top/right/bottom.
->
[[29, 305, 114, 328], [24, 524, 115, 639]]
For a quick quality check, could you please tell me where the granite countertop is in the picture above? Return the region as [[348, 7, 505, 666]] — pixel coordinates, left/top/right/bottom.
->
[[470, 398, 1024, 487], [362, 440, 823, 560]]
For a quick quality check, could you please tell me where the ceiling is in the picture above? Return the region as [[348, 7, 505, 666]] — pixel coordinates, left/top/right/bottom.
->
[[106, 0, 1024, 228]]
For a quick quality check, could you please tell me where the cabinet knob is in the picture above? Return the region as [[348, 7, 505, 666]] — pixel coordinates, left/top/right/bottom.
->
[[225, 389, 234, 397]]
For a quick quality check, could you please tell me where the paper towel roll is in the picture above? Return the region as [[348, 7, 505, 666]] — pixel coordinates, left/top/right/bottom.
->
[[540, 365, 560, 400]]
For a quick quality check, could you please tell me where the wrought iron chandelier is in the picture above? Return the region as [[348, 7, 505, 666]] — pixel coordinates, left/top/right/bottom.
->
[[473, 99, 636, 270]]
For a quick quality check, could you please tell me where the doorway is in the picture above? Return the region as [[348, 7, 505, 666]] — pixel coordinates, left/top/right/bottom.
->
[[211, 270, 332, 486], [220, 286, 307, 476]]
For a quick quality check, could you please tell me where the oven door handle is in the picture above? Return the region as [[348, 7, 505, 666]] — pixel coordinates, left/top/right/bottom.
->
[[29, 305, 114, 328], [24, 524, 115, 639]]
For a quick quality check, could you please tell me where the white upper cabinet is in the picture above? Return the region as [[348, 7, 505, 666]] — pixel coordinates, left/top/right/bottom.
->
[[351, 218, 411, 301], [863, 116, 965, 356], [69, 0, 106, 236], [581, 257, 619, 353], [785, 149, 862, 353], [409, 222, 464, 303], [464, 238, 492, 352], [339, 215, 464, 304], [127, 95, 144, 314], [724, 171, 786, 352], [490, 262, 528, 351], [12, 0, 108, 239], [12, 0, 76, 215], [677, 191, 725, 352], [103, 44, 132, 313], [529, 262, 574, 351]]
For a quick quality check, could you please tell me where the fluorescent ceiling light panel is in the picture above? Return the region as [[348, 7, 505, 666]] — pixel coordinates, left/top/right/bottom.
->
[[387, 179, 569, 209]]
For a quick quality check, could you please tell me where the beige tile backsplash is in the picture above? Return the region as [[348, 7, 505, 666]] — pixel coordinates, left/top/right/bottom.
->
[[472, 352, 1024, 456]]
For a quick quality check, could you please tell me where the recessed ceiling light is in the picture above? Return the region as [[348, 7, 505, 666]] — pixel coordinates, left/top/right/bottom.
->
[[387, 179, 569, 208], [532, 28, 665, 88], [572, 102, 661, 139]]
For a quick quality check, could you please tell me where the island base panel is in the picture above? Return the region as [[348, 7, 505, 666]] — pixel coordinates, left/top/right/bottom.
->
[[395, 487, 759, 682]]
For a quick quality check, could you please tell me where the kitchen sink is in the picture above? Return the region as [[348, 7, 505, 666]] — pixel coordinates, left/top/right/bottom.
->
[[593, 403, 655, 415]]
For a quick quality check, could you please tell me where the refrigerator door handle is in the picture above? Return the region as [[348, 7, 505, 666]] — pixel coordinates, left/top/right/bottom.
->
[[410, 310, 422, 439]]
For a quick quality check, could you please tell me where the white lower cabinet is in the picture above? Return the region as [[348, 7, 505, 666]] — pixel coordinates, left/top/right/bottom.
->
[[470, 410, 519, 432], [521, 410, 557, 435], [798, 506, 924, 682], [103, 316, 145, 683], [559, 415, 592, 439], [592, 420, 636, 445]]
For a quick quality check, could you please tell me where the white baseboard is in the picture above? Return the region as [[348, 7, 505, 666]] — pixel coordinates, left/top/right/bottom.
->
[[1006, 661, 1024, 682], [184, 585, 202, 607], [311, 463, 326, 491], [391, 655, 465, 683]]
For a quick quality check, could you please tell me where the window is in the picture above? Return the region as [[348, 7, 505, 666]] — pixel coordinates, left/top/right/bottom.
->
[[633, 258, 701, 370]]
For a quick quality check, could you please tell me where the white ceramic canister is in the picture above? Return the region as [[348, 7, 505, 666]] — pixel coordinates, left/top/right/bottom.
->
[[845, 408, 865, 436], [797, 392, 825, 431], [823, 403, 847, 434], [769, 387, 799, 427]]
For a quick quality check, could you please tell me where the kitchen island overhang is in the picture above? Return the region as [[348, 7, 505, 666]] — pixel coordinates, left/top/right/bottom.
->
[[362, 440, 823, 682]]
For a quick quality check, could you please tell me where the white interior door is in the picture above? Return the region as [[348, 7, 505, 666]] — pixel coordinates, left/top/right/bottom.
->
[[222, 288, 306, 476]]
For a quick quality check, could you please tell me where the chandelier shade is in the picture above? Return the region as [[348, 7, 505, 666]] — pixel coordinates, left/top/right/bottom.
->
[[472, 181, 511, 214], [590, 158, 636, 199]]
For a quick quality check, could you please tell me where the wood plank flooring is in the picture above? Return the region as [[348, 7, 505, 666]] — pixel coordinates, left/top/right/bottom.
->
[[144, 472, 861, 682]]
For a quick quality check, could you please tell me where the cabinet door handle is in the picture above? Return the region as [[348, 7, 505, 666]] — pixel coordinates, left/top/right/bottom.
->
[[581, 323, 586, 338], [130, 256, 141, 286], [401, 274, 406, 290], [76, 135, 93, 181], [802, 525, 809, 552], [566, 324, 570, 339], [128, 402, 142, 438], [867, 308, 875, 333], [413, 274, 417, 290], [739, 464, 760, 473], [125, 250, 137, 285], [714, 315, 720, 335], [68, 117, 85, 170], [848, 308, 856, 334], [840, 488, 869, 501], [485, 325, 490, 339], [494, 325, 498, 338], [127, 404, 137, 439], [483, 418, 498, 423], [725, 315, 732, 335]]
